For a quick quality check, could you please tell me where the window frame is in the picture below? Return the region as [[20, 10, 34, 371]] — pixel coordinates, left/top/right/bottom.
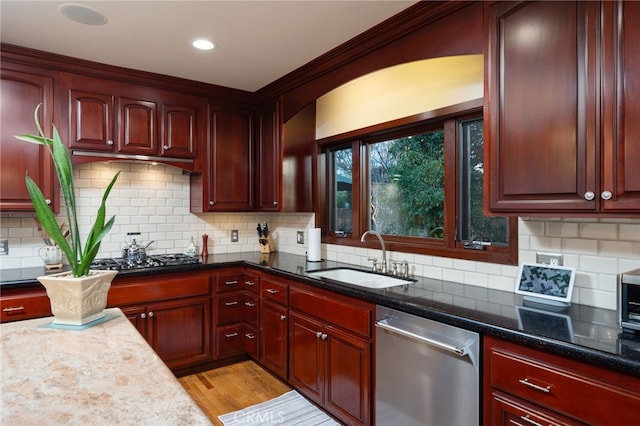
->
[[316, 99, 518, 265]]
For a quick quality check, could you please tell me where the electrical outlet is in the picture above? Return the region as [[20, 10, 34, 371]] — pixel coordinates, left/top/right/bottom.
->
[[0, 239, 8, 255], [231, 230, 239, 242], [297, 231, 304, 245], [536, 252, 563, 266]]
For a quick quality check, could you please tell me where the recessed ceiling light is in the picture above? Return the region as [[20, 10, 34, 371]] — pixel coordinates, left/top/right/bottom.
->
[[192, 39, 215, 51], [59, 3, 108, 26]]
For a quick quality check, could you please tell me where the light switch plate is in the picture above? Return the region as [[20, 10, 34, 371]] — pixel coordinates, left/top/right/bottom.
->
[[297, 231, 304, 244], [0, 239, 7, 255], [231, 230, 239, 243]]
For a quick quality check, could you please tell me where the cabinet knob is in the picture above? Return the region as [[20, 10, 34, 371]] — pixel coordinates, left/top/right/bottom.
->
[[106, 140, 114, 146], [140, 313, 147, 319], [163, 145, 169, 150], [316, 331, 323, 338], [280, 315, 286, 321], [148, 311, 154, 318], [584, 191, 595, 201], [321, 333, 328, 340], [45, 199, 52, 205], [209, 201, 215, 206], [601, 190, 613, 200], [273, 201, 278, 206]]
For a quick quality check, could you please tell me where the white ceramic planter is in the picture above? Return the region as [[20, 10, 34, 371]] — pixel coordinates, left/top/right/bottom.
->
[[38, 270, 118, 326]]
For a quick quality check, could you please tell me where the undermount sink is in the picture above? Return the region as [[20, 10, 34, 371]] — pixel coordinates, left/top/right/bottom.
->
[[307, 268, 414, 289]]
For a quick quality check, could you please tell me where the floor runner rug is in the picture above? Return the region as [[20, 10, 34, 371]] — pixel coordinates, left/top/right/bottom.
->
[[218, 390, 340, 425]]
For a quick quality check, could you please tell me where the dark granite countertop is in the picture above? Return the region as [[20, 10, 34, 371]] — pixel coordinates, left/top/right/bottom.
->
[[2, 252, 639, 377]]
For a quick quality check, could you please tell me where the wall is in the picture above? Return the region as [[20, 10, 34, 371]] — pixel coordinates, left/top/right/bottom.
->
[[1, 162, 638, 311]]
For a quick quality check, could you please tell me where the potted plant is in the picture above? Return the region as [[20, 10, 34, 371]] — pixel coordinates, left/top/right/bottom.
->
[[17, 105, 120, 326]]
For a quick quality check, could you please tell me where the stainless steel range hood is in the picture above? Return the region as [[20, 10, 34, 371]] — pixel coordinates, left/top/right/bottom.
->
[[72, 150, 195, 171]]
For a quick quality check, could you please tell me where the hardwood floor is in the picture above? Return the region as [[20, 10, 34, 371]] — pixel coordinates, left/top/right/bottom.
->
[[179, 360, 292, 425]]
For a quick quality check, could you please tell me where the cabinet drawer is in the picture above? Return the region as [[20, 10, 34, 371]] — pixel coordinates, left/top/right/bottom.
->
[[488, 346, 640, 424], [244, 292, 259, 326], [290, 286, 372, 338], [244, 324, 259, 359], [216, 293, 245, 325], [216, 273, 243, 293], [215, 324, 245, 358], [0, 291, 52, 322], [108, 272, 212, 305], [491, 391, 586, 426], [261, 279, 288, 305], [242, 272, 260, 294]]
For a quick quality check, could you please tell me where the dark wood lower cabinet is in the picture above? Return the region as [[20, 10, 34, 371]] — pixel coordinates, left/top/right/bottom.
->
[[108, 271, 213, 374], [121, 295, 212, 370], [484, 336, 640, 425], [260, 300, 288, 379]]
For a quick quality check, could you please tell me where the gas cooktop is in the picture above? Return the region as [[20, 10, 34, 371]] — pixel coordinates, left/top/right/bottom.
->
[[91, 254, 201, 271]]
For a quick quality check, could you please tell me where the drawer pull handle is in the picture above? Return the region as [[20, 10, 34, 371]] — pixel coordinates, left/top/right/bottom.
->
[[225, 280, 238, 285], [245, 333, 257, 339], [245, 281, 256, 286], [266, 289, 278, 294], [519, 415, 543, 426], [225, 332, 239, 338], [3, 306, 26, 313], [280, 315, 286, 321], [225, 301, 239, 306], [244, 302, 256, 307], [519, 378, 551, 393]]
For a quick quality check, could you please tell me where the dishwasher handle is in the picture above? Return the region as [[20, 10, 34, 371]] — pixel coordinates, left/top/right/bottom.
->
[[376, 318, 470, 357]]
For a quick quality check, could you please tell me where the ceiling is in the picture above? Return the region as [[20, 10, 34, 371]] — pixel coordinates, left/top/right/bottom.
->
[[0, 1, 417, 92]]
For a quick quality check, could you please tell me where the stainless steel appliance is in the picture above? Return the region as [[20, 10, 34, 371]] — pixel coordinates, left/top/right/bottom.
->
[[618, 268, 640, 334], [375, 306, 479, 425], [90, 253, 201, 271]]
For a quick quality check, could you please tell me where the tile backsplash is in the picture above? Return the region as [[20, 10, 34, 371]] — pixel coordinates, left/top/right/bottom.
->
[[1, 163, 639, 311]]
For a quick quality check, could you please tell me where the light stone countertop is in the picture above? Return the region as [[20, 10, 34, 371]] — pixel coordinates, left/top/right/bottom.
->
[[1, 308, 212, 425]]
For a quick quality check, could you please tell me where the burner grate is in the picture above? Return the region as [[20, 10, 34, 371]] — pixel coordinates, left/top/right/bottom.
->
[[90, 254, 201, 271]]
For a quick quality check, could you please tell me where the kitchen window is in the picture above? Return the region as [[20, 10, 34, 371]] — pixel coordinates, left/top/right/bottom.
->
[[319, 106, 518, 265]]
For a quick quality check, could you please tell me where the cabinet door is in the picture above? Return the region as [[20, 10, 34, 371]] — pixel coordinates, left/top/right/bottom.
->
[[257, 101, 281, 211], [0, 68, 55, 212], [116, 97, 157, 155], [601, 1, 640, 212], [484, 1, 598, 213], [325, 325, 371, 425], [161, 104, 197, 158], [207, 107, 254, 211], [120, 304, 148, 338], [260, 300, 288, 379], [69, 89, 114, 151], [289, 311, 324, 405], [215, 323, 245, 359], [148, 296, 212, 370]]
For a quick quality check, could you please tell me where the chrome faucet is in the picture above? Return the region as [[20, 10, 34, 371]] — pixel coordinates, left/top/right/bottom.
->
[[360, 230, 387, 274]]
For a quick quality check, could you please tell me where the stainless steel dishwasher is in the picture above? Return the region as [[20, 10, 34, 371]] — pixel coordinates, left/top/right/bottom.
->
[[375, 306, 480, 425]]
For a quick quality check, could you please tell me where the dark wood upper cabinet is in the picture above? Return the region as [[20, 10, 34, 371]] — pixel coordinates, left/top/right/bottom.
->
[[68, 89, 114, 151], [484, 0, 639, 216], [0, 66, 56, 212], [161, 104, 198, 159], [601, 1, 640, 212], [116, 97, 157, 155], [191, 106, 254, 212], [256, 101, 281, 211]]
